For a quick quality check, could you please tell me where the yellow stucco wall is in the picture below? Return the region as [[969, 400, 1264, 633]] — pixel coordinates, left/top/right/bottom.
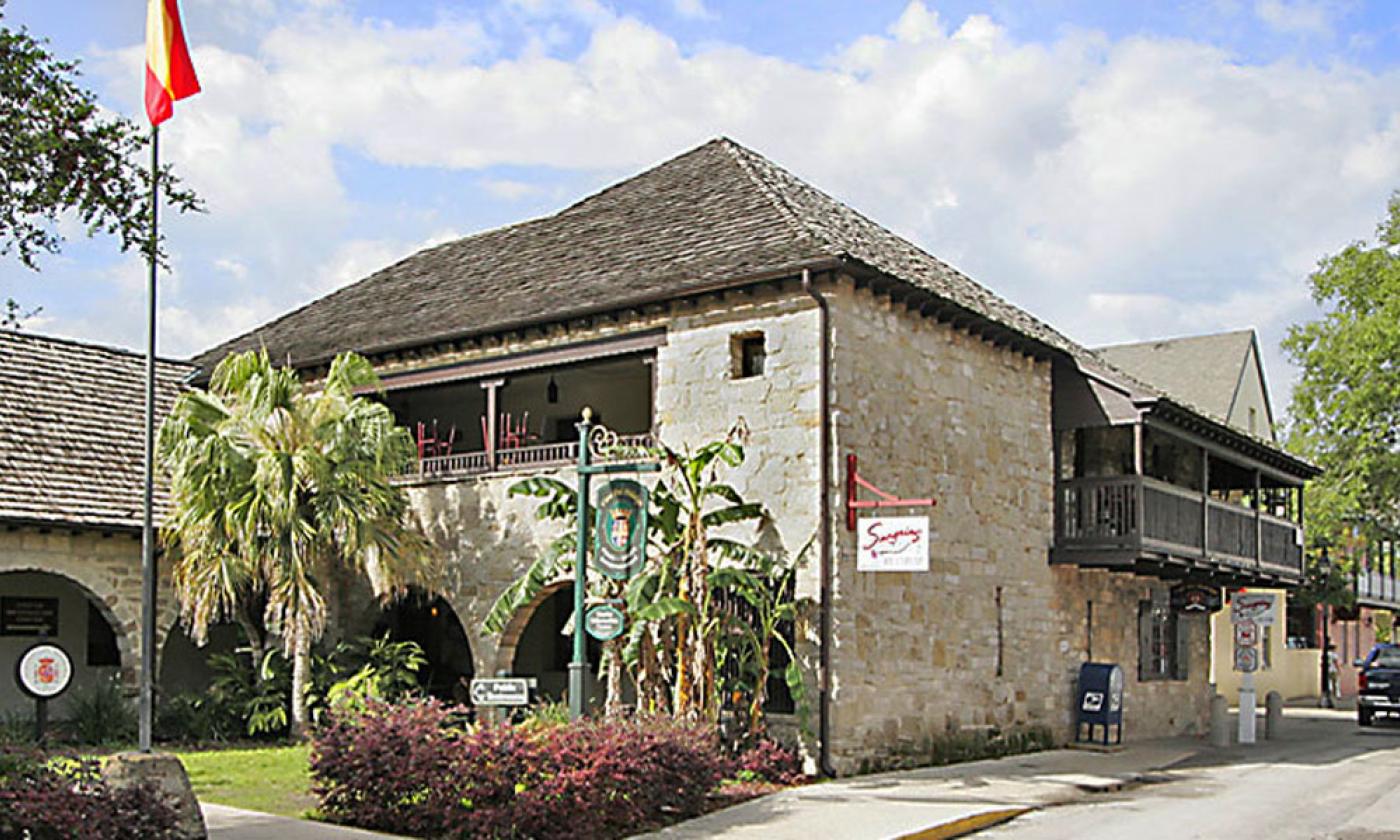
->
[[1210, 589, 1321, 699]]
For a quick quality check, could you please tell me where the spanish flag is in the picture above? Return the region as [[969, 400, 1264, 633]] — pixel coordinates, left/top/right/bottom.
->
[[144, 0, 200, 126]]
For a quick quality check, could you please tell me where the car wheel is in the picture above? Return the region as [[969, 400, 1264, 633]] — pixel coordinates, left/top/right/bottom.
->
[[1359, 707, 1373, 727]]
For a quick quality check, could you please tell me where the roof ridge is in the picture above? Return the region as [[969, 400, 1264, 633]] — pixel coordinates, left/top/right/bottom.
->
[[717, 139, 835, 255], [0, 328, 194, 369]]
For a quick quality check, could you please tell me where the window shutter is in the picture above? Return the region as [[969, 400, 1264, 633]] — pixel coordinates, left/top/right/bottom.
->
[[1173, 615, 1190, 681]]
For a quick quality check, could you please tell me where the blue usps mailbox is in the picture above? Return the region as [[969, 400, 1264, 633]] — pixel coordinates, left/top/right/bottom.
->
[[1075, 662, 1124, 745]]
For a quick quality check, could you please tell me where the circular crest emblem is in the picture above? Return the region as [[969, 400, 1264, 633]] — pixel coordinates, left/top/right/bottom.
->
[[17, 643, 73, 699]]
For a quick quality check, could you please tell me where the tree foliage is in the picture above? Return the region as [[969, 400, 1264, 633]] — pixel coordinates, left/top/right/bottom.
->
[[157, 350, 438, 736], [1284, 191, 1400, 546], [0, 1, 200, 314]]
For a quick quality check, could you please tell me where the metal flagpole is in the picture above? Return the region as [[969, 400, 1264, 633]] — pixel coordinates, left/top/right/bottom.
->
[[138, 125, 160, 753]]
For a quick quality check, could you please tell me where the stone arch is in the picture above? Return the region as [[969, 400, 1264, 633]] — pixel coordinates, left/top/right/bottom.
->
[[492, 579, 573, 676], [0, 566, 136, 709], [0, 529, 180, 698]]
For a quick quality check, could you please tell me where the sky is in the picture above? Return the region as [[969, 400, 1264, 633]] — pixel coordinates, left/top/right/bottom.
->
[[3, 0, 1399, 417]]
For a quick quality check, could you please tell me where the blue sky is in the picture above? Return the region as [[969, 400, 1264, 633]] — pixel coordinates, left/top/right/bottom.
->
[[3, 0, 1399, 414]]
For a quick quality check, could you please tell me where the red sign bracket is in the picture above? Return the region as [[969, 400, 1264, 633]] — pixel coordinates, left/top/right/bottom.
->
[[845, 453, 937, 531]]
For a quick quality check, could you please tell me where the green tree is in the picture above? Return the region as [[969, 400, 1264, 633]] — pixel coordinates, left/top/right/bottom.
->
[[158, 350, 437, 736], [1, 1, 200, 317], [1284, 191, 1400, 545]]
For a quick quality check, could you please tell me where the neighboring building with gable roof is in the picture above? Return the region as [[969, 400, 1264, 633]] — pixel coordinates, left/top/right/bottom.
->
[[176, 138, 1317, 771], [0, 331, 192, 717], [1097, 329, 1276, 441]]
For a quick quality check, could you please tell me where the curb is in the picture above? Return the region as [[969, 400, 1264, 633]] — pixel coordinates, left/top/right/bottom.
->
[[896, 808, 1033, 840]]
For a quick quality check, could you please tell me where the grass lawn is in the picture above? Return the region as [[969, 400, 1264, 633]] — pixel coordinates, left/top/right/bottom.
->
[[174, 744, 316, 818]]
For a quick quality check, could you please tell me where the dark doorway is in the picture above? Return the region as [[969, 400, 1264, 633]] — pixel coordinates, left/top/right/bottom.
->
[[510, 587, 601, 703], [374, 592, 474, 702]]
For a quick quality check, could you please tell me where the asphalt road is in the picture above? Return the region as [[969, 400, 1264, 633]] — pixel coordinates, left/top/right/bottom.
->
[[981, 710, 1400, 840]]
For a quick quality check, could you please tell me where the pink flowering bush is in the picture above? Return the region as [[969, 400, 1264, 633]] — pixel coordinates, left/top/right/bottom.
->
[[0, 749, 181, 840], [310, 699, 730, 839]]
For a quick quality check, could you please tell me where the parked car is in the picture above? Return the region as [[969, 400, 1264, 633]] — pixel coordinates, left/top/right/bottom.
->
[[1356, 643, 1400, 727]]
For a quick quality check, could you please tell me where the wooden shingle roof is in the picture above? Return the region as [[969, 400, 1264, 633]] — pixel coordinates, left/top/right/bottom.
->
[[0, 331, 192, 530], [194, 137, 1087, 370]]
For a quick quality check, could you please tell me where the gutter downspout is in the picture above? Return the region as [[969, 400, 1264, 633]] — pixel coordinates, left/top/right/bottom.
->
[[802, 268, 836, 777]]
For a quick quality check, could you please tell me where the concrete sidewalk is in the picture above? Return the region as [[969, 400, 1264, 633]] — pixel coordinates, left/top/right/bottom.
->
[[643, 737, 1204, 840], [202, 803, 402, 839]]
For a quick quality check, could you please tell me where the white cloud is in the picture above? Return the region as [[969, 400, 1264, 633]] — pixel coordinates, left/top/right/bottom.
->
[[58, 1, 1400, 410], [672, 0, 715, 22], [1253, 0, 1345, 37]]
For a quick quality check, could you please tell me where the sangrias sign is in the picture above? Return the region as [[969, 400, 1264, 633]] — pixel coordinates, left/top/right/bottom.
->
[[856, 516, 929, 572]]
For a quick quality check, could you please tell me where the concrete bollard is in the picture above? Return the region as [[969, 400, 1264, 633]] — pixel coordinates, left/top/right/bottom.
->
[[1210, 694, 1231, 747], [1265, 690, 1284, 740]]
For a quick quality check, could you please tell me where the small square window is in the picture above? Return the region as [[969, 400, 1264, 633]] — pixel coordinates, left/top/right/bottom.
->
[[732, 333, 766, 379]]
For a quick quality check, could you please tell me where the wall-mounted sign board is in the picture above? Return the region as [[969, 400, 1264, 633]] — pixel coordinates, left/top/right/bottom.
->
[[1, 597, 59, 636], [856, 516, 929, 572]]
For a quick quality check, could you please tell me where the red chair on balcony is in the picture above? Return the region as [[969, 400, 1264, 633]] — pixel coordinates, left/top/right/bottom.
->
[[435, 424, 458, 457], [415, 421, 438, 460]]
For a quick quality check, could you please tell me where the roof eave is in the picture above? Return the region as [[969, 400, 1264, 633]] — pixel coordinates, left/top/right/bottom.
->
[[191, 255, 848, 381]]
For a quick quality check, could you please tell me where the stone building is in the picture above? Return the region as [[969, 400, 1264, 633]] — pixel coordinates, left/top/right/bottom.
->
[[189, 139, 1310, 770], [0, 332, 190, 717]]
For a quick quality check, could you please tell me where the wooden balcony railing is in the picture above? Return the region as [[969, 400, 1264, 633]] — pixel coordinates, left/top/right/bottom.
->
[[398, 434, 656, 483], [1357, 568, 1400, 609], [1057, 475, 1304, 577]]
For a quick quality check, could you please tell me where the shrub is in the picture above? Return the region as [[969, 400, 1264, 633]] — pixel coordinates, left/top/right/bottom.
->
[[311, 700, 730, 839], [732, 737, 804, 785], [67, 675, 137, 745], [0, 749, 180, 839]]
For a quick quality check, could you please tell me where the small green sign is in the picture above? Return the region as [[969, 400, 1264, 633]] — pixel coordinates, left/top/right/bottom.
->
[[593, 479, 647, 579], [584, 604, 627, 641]]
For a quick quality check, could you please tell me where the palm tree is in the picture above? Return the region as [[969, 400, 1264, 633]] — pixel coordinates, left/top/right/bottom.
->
[[158, 350, 436, 736]]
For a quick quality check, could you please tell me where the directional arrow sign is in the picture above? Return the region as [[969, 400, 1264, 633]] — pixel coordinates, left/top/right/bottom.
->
[[469, 678, 530, 707]]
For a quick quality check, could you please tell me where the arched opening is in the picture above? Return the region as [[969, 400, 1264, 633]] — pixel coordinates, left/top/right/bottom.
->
[[373, 591, 474, 702], [158, 622, 244, 698], [508, 586, 601, 705], [0, 570, 129, 718]]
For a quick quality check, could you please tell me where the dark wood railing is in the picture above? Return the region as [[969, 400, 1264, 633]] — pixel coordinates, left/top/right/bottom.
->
[[398, 434, 656, 482], [1057, 475, 1303, 577]]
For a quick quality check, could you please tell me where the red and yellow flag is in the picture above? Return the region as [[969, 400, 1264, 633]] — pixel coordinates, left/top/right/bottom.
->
[[144, 0, 200, 126]]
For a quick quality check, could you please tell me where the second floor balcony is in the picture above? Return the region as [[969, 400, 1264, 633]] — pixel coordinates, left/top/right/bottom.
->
[[1053, 423, 1307, 584], [374, 342, 658, 484], [1354, 538, 1400, 610]]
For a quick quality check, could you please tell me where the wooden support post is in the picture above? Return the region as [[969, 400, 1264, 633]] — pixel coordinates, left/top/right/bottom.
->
[[482, 378, 504, 471], [1201, 449, 1211, 559], [1253, 470, 1263, 567]]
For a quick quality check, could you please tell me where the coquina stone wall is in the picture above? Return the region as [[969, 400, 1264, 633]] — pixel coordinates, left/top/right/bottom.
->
[[823, 276, 1211, 772], [0, 526, 180, 715]]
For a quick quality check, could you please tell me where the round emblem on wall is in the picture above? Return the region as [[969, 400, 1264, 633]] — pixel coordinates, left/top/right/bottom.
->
[[16, 642, 73, 699]]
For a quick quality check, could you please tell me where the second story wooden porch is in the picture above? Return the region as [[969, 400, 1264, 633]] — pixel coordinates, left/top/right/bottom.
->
[[1053, 420, 1309, 585]]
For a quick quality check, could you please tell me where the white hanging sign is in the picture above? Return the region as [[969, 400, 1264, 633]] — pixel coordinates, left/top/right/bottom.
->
[[1230, 592, 1277, 627], [856, 516, 929, 572]]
